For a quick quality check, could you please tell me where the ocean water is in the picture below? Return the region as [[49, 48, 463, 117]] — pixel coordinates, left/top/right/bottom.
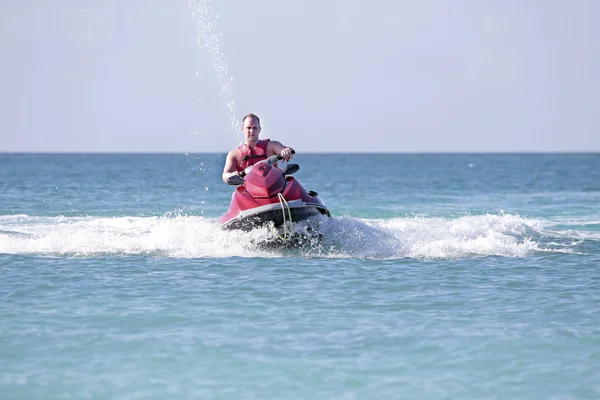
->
[[1, 153, 599, 399]]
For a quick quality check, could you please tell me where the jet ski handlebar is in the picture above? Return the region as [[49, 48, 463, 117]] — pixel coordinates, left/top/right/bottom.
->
[[265, 149, 295, 165], [239, 150, 296, 178]]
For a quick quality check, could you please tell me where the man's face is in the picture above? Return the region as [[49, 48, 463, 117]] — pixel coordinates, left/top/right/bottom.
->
[[242, 117, 261, 143]]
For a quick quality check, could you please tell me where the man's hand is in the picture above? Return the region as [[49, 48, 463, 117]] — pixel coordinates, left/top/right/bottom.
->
[[280, 147, 294, 161]]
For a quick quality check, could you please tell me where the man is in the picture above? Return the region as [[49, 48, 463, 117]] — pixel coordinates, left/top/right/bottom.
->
[[222, 113, 295, 184]]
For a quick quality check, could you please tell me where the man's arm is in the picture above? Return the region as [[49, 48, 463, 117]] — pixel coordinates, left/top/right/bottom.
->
[[268, 141, 295, 161], [222, 150, 239, 184]]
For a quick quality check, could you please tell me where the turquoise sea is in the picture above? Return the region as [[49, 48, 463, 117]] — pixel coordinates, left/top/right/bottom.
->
[[1, 153, 599, 399]]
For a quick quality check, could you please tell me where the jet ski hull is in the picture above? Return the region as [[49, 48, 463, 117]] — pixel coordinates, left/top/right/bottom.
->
[[221, 200, 330, 231]]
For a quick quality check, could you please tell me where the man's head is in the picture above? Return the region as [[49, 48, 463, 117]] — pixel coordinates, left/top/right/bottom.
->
[[242, 114, 261, 145]]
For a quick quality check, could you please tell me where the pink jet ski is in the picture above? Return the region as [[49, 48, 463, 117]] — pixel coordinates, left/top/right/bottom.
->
[[220, 152, 331, 233]]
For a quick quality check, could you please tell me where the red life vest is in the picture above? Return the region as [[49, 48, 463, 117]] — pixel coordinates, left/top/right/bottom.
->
[[236, 139, 271, 172]]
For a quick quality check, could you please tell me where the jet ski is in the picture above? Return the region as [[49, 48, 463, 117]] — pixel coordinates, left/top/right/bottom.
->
[[220, 152, 331, 238]]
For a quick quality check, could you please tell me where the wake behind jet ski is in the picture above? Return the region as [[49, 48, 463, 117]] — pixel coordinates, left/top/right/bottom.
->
[[220, 152, 331, 238]]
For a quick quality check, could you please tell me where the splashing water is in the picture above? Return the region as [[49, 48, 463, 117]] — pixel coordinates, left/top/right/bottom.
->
[[188, 0, 241, 144], [0, 213, 579, 259]]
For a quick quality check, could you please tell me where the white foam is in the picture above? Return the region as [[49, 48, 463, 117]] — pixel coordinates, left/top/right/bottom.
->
[[305, 213, 547, 259], [375, 214, 542, 258], [0, 213, 586, 259], [536, 215, 600, 239], [0, 215, 260, 258]]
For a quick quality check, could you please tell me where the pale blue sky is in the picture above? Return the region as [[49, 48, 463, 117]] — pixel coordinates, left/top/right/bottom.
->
[[1, 0, 599, 152]]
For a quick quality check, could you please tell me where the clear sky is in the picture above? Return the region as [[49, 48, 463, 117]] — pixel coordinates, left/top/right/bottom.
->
[[1, 0, 599, 153]]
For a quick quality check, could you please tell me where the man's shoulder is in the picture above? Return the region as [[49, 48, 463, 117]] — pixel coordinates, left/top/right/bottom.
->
[[265, 139, 281, 148], [266, 140, 284, 148]]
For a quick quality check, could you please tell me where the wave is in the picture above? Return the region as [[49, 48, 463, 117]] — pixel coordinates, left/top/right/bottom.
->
[[0, 213, 589, 259]]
